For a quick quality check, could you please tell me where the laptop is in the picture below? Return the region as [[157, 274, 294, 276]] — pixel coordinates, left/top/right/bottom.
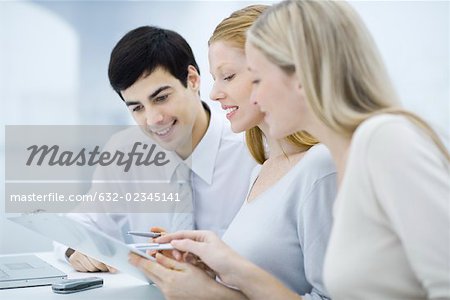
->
[[0, 254, 67, 289]]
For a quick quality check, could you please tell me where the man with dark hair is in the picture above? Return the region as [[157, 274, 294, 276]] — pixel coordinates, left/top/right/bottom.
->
[[56, 26, 256, 272], [108, 26, 207, 159]]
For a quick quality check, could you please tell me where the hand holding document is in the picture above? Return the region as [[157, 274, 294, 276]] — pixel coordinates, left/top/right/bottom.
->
[[9, 214, 172, 283]]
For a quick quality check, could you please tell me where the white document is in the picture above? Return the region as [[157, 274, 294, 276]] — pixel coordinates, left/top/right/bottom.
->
[[9, 214, 154, 283]]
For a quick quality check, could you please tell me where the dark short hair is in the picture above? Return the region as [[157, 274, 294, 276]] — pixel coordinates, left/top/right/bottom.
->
[[108, 26, 200, 99]]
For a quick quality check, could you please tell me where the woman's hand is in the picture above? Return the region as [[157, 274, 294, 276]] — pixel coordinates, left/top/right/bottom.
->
[[155, 230, 247, 286], [128, 252, 247, 300], [147, 226, 173, 258]]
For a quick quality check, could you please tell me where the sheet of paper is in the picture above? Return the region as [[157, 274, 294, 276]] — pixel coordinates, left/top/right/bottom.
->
[[9, 214, 154, 283]]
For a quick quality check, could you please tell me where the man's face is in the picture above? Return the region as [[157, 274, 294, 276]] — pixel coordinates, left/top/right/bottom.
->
[[121, 67, 201, 155]]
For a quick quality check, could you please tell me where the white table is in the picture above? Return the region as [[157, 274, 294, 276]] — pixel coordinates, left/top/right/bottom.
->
[[0, 252, 165, 300]]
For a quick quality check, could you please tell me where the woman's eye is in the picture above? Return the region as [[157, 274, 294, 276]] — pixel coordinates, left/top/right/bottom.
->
[[224, 74, 236, 81], [252, 79, 260, 85]]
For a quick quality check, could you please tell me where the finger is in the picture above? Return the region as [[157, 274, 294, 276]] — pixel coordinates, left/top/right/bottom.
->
[[88, 257, 109, 272], [155, 253, 185, 271], [68, 255, 82, 271], [145, 227, 167, 244], [160, 250, 174, 259], [150, 226, 167, 234], [128, 253, 159, 279], [129, 254, 162, 286], [171, 239, 206, 258], [172, 249, 182, 261], [107, 265, 117, 273], [182, 251, 193, 263], [155, 230, 209, 244], [128, 253, 169, 282], [79, 257, 99, 272], [70, 260, 87, 272]]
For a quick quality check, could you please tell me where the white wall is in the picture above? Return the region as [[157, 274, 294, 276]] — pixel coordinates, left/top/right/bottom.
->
[[351, 0, 449, 134], [0, 0, 448, 254]]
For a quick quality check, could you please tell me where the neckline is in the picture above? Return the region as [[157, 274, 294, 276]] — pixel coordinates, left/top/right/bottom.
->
[[245, 145, 318, 204]]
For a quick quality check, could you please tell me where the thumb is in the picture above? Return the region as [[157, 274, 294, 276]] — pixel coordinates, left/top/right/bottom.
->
[[171, 239, 205, 258], [107, 265, 117, 273]]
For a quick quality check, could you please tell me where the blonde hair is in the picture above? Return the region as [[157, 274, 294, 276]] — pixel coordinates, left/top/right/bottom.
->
[[210, 4, 318, 164], [248, 0, 449, 161]]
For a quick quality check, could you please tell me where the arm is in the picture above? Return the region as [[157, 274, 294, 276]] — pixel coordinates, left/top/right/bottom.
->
[[129, 252, 249, 300], [230, 257, 302, 300], [367, 120, 450, 298], [156, 231, 302, 300], [298, 174, 336, 300]]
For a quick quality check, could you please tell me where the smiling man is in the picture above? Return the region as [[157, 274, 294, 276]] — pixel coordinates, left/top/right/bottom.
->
[[56, 26, 256, 272], [120, 65, 206, 159]]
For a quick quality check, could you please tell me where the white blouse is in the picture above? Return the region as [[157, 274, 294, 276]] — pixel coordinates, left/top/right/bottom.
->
[[324, 114, 450, 299]]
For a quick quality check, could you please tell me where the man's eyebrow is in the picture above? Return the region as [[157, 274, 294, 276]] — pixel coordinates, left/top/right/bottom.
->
[[124, 85, 172, 106], [149, 86, 172, 99], [125, 100, 140, 107]]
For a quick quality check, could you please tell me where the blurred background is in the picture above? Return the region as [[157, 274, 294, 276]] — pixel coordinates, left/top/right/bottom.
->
[[0, 0, 448, 254]]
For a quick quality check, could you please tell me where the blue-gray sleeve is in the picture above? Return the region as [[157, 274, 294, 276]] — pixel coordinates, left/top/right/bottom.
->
[[298, 173, 337, 300]]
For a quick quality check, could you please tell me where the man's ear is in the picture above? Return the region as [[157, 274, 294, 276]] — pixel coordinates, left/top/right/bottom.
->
[[186, 65, 201, 92]]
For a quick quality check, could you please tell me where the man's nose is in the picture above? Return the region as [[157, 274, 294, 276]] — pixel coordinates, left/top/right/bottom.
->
[[145, 109, 164, 126]]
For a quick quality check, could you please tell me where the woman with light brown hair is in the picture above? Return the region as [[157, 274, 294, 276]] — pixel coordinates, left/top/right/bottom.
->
[[209, 5, 336, 299]]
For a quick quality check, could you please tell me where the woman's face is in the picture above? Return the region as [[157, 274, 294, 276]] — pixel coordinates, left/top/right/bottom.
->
[[209, 41, 265, 133], [245, 42, 308, 139]]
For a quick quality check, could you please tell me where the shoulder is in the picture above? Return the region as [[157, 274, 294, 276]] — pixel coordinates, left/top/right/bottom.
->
[[352, 114, 435, 151], [286, 144, 337, 204], [353, 114, 420, 147], [299, 144, 337, 180], [353, 114, 445, 164]]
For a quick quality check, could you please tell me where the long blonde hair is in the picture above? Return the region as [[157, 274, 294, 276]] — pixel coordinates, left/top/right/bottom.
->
[[248, 0, 449, 161], [210, 4, 318, 164]]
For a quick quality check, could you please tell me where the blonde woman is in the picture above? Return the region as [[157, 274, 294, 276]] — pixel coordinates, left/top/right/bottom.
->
[[152, 0, 449, 299], [244, 1, 449, 298], [129, 5, 337, 300]]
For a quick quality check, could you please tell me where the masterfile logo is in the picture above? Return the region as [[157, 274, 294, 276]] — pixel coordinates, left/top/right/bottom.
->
[[26, 142, 170, 172], [4, 125, 192, 214]]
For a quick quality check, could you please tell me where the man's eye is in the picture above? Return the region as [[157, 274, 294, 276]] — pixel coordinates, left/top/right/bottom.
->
[[252, 79, 260, 85], [155, 94, 169, 102], [224, 74, 236, 81], [132, 105, 143, 112]]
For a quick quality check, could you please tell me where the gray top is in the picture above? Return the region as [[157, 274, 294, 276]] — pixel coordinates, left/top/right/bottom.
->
[[222, 144, 337, 299]]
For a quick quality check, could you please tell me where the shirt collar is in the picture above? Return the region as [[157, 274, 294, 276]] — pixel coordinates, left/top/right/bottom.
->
[[190, 102, 223, 184], [164, 102, 223, 185]]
